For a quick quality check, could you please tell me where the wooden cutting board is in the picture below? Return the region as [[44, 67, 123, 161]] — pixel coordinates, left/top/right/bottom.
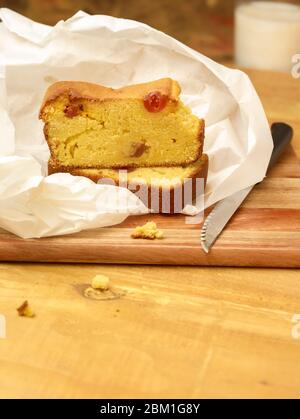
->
[[0, 145, 299, 267]]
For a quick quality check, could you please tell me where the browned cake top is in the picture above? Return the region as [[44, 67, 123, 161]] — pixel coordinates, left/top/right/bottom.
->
[[40, 78, 181, 117]]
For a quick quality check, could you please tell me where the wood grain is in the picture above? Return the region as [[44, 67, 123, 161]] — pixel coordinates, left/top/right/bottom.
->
[[0, 147, 299, 267], [0, 263, 300, 398], [0, 68, 300, 399]]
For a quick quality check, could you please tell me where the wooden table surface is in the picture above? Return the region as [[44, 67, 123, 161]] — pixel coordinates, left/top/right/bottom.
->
[[0, 68, 300, 399]]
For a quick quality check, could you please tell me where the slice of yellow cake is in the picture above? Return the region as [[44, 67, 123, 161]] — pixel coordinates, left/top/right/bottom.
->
[[48, 154, 209, 214], [40, 78, 204, 169]]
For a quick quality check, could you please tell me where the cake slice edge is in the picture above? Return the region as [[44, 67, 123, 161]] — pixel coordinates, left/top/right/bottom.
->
[[48, 154, 209, 214]]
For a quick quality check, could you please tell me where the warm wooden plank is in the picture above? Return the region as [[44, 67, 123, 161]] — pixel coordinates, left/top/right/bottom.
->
[[0, 69, 299, 268], [0, 149, 299, 267], [242, 178, 300, 209], [268, 146, 300, 178], [1, 263, 300, 398], [0, 231, 299, 267]]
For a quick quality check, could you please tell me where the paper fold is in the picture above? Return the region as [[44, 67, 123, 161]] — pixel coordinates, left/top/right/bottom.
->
[[0, 8, 273, 238]]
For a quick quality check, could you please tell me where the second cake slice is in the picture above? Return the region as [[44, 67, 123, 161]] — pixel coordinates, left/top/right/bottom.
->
[[48, 154, 209, 214]]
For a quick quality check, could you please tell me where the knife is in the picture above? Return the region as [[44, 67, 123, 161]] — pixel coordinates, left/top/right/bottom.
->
[[201, 122, 293, 253]]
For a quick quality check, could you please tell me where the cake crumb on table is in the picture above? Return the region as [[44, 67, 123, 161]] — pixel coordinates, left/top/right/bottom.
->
[[91, 274, 110, 291], [84, 277, 125, 301], [17, 301, 35, 318], [131, 221, 164, 240]]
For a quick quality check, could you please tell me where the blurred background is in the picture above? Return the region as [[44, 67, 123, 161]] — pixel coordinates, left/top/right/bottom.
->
[[0, 0, 299, 68], [0, 0, 236, 61]]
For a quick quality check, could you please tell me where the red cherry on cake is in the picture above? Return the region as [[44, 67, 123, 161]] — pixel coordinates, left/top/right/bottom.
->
[[143, 91, 168, 113], [64, 103, 84, 118]]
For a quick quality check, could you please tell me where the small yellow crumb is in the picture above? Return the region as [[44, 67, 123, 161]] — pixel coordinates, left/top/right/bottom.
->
[[131, 221, 164, 240], [17, 301, 35, 318], [91, 274, 110, 291]]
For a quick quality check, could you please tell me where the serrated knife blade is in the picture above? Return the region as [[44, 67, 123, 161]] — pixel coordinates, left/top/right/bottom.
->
[[201, 186, 253, 253], [201, 122, 293, 253]]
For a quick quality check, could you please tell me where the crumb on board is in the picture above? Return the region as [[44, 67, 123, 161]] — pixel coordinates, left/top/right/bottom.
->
[[131, 221, 164, 240], [91, 274, 110, 291], [17, 301, 35, 318]]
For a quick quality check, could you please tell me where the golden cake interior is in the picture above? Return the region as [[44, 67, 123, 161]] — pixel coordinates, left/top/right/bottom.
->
[[40, 79, 204, 169]]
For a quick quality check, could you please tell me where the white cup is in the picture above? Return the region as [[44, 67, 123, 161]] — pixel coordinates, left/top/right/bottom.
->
[[235, 1, 300, 72]]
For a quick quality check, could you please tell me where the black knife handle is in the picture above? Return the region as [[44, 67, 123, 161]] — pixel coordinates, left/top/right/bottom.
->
[[268, 123, 293, 173]]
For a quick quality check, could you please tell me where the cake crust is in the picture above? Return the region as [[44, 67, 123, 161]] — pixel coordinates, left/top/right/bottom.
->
[[40, 78, 181, 117]]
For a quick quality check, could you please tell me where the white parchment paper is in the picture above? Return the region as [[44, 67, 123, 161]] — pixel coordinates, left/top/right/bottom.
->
[[0, 8, 273, 238]]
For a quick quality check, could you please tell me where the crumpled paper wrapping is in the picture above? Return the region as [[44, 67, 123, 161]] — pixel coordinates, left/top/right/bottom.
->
[[0, 8, 273, 239]]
